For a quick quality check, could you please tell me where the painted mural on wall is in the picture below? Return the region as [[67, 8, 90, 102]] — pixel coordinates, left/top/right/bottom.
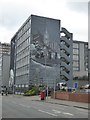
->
[[30, 15, 61, 86]]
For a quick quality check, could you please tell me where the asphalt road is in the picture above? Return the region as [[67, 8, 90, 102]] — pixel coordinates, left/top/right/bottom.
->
[[1, 95, 89, 118]]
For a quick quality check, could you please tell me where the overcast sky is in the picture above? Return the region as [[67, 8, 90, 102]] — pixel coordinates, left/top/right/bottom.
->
[[0, 0, 89, 43]]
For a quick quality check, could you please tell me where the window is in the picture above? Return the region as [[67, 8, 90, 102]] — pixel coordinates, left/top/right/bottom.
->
[[55, 52, 57, 59], [73, 43, 79, 48], [48, 51, 51, 59], [73, 67, 79, 71], [73, 49, 79, 55], [73, 61, 79, 67], [73, 55, 79, 60]]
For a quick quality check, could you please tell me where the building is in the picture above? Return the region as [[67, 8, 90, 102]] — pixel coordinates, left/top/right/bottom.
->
[[88, 49, 90, 81], [0, 42, 10, 54], [60, 28, 73, 87], [0, 42, 10, 91], [73, 40, 88, 87], [10, 15, 73, 93]]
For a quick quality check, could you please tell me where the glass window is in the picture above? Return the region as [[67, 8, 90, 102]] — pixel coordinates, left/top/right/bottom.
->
[[73, 67, 79, 71], [73, 55, 79, 60], [73, 61, 79, 67], [55, 52, 57, 59], [73, 43, 79, 48], [48, 51, 51, 59], [73, 49, 79, 55]]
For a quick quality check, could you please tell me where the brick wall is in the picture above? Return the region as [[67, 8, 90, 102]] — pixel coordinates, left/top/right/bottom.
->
[[51, 91, 90, 103]]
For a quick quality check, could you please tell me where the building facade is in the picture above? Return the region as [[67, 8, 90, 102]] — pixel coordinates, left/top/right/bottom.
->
[[88, 49, 90, 81], [10, 15, 73, 93], [73, 40, 88, 76], [73, 40, 88, 87], [0, 43, 10, 91]]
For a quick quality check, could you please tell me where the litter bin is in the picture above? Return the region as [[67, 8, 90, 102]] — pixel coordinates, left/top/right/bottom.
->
[[68, 88, 72, 92], [40, 90, 46, 100]]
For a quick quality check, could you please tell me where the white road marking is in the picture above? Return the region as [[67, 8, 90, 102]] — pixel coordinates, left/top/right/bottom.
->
[[52, 109, 61, 114], [75, 108, 88, 111], [63, 112, 74, 116], [38, 109, 58, 117]]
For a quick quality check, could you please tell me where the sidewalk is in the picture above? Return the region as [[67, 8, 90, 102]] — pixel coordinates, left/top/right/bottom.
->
[[29, 95, 89, 110], [12, 94, 89, 110], [45, 97, 89, 110]]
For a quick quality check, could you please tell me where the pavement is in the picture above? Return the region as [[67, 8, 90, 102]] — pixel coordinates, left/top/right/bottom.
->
[[24, 95, 89, 110]]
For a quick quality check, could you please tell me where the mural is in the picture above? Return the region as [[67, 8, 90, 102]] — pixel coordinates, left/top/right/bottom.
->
[[30, 15, 61, 87]]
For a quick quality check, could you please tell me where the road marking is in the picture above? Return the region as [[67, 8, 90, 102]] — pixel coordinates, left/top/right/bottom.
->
[[63, 112, 73, 116], [75, 108, 88, 111], [38, 109, 58, 117], [52, 109, 61, 114]]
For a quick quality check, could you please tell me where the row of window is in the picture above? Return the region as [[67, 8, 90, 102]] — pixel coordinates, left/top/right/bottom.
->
[[16, 64, 29, 76], [31, 51, 60, 60], [73, 43, 88, 49], [16, 55, 29, 69], [15, 84, 29, 88], [16, 46, 30, 61], [16, 37, 30, 54], [17, 19, 31, 39], [17, 28, 31, 47], [73, 67, 79, 71], [16, 74, 29, 82], [73, 61, 88, 71]]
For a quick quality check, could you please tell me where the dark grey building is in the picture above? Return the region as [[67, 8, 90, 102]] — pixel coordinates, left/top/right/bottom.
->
[[11, 15, 73, 93]]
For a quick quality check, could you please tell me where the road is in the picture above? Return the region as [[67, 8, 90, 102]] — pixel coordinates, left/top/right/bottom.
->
[[1, 95, 89, 118]]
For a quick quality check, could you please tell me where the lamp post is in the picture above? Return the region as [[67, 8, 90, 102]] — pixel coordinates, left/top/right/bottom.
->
[[44, 27, 49, 100], [53, 64, 59, 99]]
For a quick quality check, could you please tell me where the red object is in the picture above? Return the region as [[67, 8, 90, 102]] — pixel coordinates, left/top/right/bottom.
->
[[40, 91, 46, 100]]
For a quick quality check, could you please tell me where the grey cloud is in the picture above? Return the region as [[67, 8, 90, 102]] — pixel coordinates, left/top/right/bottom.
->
[[66, 2, 88, 14], [0, 2, 38, 30]]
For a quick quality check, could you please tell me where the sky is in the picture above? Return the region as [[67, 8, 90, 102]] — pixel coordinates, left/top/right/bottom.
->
[[0, 0, 89, 44]]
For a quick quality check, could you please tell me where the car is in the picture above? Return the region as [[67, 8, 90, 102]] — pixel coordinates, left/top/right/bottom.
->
[[1, 86, 8, 96]]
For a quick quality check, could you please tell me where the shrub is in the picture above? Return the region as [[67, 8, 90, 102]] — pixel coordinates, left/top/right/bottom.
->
[[23, 86, 40, 96]]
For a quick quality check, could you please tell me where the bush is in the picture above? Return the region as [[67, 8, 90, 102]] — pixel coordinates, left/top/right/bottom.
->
[[23, 86, 40, 96]]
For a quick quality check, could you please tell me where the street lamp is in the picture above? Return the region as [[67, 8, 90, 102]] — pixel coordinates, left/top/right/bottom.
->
[[44, 27, 49, 100], [53, 64, 59, 99]]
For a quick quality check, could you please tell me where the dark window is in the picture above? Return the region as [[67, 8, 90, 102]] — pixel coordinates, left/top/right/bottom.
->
[[55, 52, 57, 59]]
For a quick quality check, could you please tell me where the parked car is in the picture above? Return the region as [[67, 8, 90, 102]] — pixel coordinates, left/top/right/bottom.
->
[[80, 84, 90, 93]]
